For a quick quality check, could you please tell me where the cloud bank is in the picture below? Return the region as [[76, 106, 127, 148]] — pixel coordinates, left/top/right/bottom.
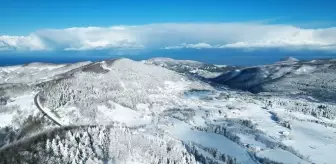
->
[[1, 23, 336, 51]]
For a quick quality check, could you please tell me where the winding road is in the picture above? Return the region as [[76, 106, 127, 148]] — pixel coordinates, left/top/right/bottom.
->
[[34, 94, 62, 126]]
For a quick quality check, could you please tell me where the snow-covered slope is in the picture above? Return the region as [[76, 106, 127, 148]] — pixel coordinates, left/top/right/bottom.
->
[[0, 126, 201, 164], [1, 57, 336, 164], [39, 58, 212, 125], [0, 61, 90, 84], [145, 57, 237, 78], [212, 58, 336, 102], [277, 57, 299, 64]]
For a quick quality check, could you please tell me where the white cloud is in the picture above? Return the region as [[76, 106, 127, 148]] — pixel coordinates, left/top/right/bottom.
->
[[165, 43, 214, 49], [1, 23, 336, 51], [0, 35, 47, 51]]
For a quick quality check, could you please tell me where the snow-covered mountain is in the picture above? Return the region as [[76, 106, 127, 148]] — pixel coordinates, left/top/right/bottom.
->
[[0, 61, 90, 84], [277, 57, 299, 64], [144, 57, 237, 78], [212, 58, 336, 102], [39, 58, 211, 125], [1, 58, 336, 164]]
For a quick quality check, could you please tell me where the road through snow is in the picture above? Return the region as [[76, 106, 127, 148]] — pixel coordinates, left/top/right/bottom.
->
[[34, 94, 62, 126]]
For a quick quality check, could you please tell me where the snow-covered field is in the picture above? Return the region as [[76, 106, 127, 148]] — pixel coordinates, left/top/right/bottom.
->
[[1, 57, 336, 164]]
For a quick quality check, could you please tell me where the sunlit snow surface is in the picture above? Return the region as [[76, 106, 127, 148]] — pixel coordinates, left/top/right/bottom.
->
[[1, 58, 336, 164]]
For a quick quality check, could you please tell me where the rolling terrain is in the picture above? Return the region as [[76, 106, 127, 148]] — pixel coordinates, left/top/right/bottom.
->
[[0, 57, 336, 164], [212, 57, 336, 103]]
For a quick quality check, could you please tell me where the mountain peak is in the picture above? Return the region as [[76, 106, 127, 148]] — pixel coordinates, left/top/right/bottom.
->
[[280, 56, 299, 62]]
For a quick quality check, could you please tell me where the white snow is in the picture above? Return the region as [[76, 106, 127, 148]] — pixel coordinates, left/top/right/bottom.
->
[[0, 61, 90, 84], [0, 113, 13, 128], [282, 121, 336, 164], [293, 65, 316, 74], [257, 149, 309, 164], [1, 93, 39, 128], [96, 102, 151, 126], [166, 119, 255, 164]]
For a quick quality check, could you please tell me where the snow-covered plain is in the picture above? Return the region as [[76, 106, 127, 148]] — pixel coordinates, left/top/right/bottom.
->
[[1, 58, 336, 164]]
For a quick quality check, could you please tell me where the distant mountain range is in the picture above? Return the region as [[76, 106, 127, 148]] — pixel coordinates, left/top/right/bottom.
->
[[211, 57, 336, 102]]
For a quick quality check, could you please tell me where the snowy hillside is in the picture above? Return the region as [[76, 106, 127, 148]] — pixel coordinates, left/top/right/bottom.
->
[[39, 58, 212, 125], [1, 58, 336, 164], [0, 62, 90, 84], [145, 57, 237, 78], [212, 58, 336, 102]]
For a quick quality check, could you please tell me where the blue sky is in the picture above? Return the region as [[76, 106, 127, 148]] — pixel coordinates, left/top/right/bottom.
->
[[1, 0, 336, 35], [1, 0, 336, 55]]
